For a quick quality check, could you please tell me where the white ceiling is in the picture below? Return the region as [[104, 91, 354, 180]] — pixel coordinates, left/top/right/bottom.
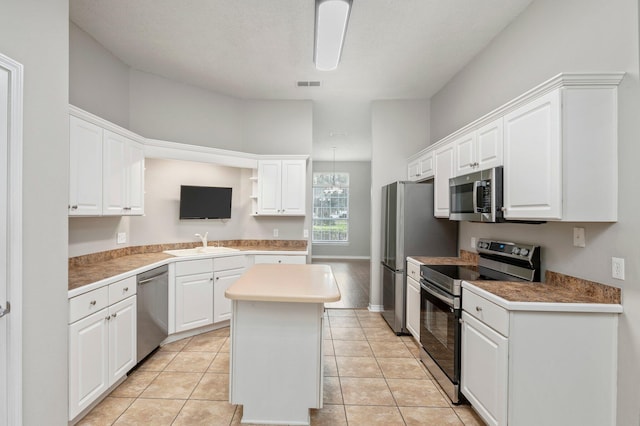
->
[[70, 0, 533, 160]]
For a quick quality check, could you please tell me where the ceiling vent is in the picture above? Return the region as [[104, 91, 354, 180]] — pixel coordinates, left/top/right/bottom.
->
[[297, 81, 321, 87]]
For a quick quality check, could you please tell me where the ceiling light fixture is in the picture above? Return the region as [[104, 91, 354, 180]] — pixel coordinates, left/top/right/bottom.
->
[[314, 0, 352, 71], [323, 147, 344, 195]]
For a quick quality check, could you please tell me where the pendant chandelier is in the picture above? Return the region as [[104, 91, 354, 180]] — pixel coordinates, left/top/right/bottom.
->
[[323, 147, 343, 195]]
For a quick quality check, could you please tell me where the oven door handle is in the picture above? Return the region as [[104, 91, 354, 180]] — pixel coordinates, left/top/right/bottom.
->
[[420, 282, 455, 308], [472, 181, 481, 213]]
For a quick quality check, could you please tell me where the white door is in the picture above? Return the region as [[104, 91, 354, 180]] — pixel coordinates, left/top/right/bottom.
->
[[476, 118, 503, 171], [0, 53, 23, 426], [405, 277, 420, 341], [503, 90, 562, 220], [125, 141, 145, 215], [213, 269, 243, 323], [69, 310, 110, 420], [69, 116, 103, 215], [102, 130, 127, 215], [461, 312, 508, 426], [0, 59, 9, 426], [280, 160, 306, 215], [108, 296, 137, 384], [175, 273, 214, 332], [257, 160, 281, 215], [433, 142, 455, 218], [454, 132, 477, 176]]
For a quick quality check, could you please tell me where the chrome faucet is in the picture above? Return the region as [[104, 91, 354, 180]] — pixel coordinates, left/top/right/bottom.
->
[[195, 232, 208, 248]]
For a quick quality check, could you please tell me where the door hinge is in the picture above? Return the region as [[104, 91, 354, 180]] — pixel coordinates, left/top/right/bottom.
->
[[0, 301, 11, 318]]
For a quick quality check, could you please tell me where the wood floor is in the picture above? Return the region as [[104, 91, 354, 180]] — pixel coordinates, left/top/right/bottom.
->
[[312, 259, 371, 309]]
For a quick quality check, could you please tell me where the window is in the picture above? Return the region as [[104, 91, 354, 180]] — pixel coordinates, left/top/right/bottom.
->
[[313, 172, 349, 242]]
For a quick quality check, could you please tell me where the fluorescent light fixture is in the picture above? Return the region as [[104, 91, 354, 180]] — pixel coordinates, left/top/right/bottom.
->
[[314, 0, 352, 71]]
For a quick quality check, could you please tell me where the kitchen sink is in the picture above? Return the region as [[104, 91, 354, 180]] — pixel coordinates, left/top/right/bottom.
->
[[164, 246, 240, 257]]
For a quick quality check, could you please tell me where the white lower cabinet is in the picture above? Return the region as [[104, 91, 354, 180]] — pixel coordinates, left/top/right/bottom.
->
[[461, 312, 508, 426], [175, 272, 214, 332], [174, 255, 246, 332], [405, 259, 422, 341], [69, 288, 136, 421], [461, 285, 619, 426], [213, 268, 243, 323]]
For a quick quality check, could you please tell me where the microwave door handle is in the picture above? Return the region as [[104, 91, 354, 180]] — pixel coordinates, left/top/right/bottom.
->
[[472, 181, 481, 213]]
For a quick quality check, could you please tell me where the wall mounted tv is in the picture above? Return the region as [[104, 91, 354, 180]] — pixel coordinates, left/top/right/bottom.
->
[[179, 185, 232, 219]]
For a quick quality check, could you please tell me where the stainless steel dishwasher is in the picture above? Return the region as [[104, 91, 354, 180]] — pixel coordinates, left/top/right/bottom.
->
[[136, 265, 169, 363]]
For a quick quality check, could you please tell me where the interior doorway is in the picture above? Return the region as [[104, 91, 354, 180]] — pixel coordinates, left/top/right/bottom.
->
[[0, 52, 23, 426]]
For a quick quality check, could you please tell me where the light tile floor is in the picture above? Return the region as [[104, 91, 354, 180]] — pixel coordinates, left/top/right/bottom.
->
[[77, 309, 486, 425]]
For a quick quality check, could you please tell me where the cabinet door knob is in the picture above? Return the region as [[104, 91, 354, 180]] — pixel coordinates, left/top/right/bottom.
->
[[475, 306, 482, 312], [216, 277, 220, 281], [105, 316, 111, 321], [111, 313, 117, 318], [123, 287, 128, 292], [90, 300, 96, 306]]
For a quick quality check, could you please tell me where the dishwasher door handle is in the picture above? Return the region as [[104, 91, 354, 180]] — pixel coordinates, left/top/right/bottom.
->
[[137, 273, 166, 285]]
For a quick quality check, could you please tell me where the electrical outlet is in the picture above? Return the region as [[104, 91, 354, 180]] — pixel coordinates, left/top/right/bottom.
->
[[273, 228, 279, 237], [116, 232, 126, 244], [612, 257, 625, 280], [471, 237, 476, 249], [303, 229, 309, 238], [573, 227, 586, 248]]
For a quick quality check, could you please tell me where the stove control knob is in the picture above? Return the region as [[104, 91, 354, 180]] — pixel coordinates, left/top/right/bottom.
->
[[520, 248, 529, 256], [511, 247, 520, 255]]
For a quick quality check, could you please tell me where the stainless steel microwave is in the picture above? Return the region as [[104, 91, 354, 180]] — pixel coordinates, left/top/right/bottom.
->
[[449, 166, 504, 222]]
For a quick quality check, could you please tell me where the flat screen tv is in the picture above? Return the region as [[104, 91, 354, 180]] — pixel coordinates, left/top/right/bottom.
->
[[179, 185, 232, 219]]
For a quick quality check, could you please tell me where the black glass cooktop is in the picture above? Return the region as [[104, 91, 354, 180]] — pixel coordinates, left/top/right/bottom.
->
[[422, 265, 481, 281]]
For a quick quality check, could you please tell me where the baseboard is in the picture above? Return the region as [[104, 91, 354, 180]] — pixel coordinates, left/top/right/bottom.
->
[[368, 304, 384, 312], [312, 255, 371, 260]]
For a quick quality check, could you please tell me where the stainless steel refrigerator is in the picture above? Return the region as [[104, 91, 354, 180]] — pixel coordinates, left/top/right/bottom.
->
[[381, 181, 458, 334]]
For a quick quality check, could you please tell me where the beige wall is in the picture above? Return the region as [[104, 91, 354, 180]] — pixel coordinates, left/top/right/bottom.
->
[[0, 1, 70, 424], [429, 0, 640, 422]]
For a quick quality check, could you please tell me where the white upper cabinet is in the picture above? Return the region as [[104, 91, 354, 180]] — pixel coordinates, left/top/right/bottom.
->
[[69, 116, 103, 216], [103, 130, 145, 216], [257, 159, 306, 216], [433, 142, 455, 218], [503, 91, 562, 220], [407, 151, 434, 181], [503, 83, 619, 221], [407, 73, 622, 222], [69, 109, 145, 217], [454, 118, 503, 177]]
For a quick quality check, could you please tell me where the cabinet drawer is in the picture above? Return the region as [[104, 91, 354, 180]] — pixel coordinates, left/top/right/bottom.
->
[[108, 276, 137, 305], [407, 261, 421, 282], [254, 255, 306, 264], [214, 255, 246, 271], [175, 258, 212, 276], [463, 289, 509, 337], [69, 286, 109, 324]]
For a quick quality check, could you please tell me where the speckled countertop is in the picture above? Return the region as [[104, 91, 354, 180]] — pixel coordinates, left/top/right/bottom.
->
[[69, 240, 308, 293], [409, 251, 621, 310], [409, 250, 478, 266]]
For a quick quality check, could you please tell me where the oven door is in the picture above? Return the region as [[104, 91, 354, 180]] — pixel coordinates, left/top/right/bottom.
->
[[420, 280, 460, 385]]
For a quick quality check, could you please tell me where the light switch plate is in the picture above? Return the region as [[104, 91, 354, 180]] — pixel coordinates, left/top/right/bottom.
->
[[303, 229, 309, 238], [273, 228, 279, 237], [117, 232, 126, 244], [573, 227, 586, 247], [471, 237, 476, 249]]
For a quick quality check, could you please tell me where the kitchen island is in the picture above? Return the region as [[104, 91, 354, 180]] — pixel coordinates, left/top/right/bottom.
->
[[225, 264, 340, 425]]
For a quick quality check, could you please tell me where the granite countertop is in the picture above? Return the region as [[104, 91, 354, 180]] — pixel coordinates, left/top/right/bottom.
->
[[69, 252, 174, 291], [410, 256, 476, 266], [69, 240, 308, 293], [225, 264, 341, 303], [463, 271, 622, 313]]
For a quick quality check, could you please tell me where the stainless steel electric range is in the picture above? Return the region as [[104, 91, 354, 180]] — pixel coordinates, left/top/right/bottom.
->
[[418, 239, 541, 404]]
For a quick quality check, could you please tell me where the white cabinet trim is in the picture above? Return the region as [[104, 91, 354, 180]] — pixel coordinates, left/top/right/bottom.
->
[[407, 72, 624, 163]]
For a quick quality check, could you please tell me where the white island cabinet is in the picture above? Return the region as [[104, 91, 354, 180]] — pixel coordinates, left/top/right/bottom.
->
[[226, 264, 340, 425], [461, 282, 621, 426]]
